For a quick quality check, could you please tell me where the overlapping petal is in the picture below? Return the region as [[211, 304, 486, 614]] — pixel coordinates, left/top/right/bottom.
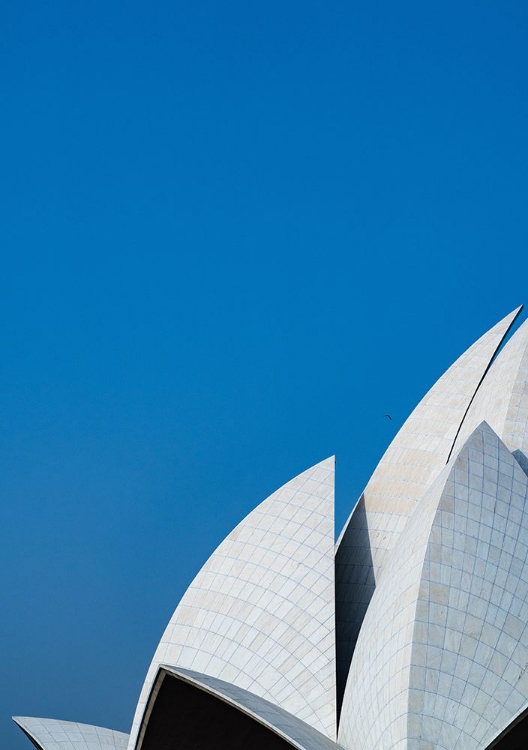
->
[[15, 307, 528, 750]]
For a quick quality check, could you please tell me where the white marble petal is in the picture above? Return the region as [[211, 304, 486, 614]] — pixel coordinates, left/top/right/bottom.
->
[[452, 317, 528, 469], [335, 307, 522, 710], [129, 457, 336, 748], [339, 423, 528, 750], [13, 717, 128, 750]]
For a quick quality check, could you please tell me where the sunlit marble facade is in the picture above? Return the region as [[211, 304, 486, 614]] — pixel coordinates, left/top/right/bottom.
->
[[14, 306, 528, 750]]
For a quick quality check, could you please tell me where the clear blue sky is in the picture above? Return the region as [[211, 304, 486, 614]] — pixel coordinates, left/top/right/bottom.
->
[[1, 1, 528, 747]]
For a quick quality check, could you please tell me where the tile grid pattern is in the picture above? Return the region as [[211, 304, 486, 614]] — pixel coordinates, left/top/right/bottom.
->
[[407, 424, 528, 750], [129, 458, 336, 747], [335, 308, 521, 709], [339, 424, 528, 750], [338, 454, 450, 750], [13, 718, 129, 750]]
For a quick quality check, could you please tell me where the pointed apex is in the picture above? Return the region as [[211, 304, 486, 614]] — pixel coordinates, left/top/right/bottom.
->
[[469, 420, 497, 437], [305, 455, 335, 472], [451, 310, 528, 459], [339, 411, 528, 750], [334, 308, 523, 712], [498, 304, 523, 328], [453, 420, 500, 454], [475, 304, 524, 356], [453, 304, 523, 369], [451, 421, 524, 479], [490, 304, 523, 342], [475, 419, 495, 434], [129, 459, 337, 746], [485, 304, 523, 349], [311, 455, 335, 473]]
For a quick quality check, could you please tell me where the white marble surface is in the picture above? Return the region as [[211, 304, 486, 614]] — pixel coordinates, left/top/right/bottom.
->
[[335, 307, 521, 708], [339, 423, 528, 750], [15, 310, 528, 750], [130, 458, 336, 747], [12, 717, 128, 750], [452, 317, 528, 469]]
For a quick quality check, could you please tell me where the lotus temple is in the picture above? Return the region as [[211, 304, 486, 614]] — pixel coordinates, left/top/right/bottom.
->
[[13, 306, 528, 750]]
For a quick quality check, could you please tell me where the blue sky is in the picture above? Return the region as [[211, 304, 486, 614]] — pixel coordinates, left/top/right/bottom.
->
[[1, 1, 528, 747]]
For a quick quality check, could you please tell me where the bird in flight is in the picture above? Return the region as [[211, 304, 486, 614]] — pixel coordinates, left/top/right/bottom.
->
[[384, 414, 392, 420]]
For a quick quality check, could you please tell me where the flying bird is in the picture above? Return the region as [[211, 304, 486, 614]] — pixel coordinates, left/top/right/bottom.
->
[[385, 414, 392, 420]]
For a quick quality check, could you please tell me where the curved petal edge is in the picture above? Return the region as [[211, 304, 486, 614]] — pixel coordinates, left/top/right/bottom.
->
[[339, 423, 528, 750], [335, 306, 522, 714], [130, 457, 336, 746], [452, 316, 528, 464], [12, 717, 129, 750], [137, 665, 342, 750]]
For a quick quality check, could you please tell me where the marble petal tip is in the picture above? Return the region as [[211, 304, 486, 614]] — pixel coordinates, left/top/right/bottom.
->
[[129, 459, 337, 744], [15, 306, 528, 750]]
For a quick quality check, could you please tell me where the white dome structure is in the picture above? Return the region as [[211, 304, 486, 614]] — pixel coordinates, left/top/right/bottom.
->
[[14, 306, 528, 750]]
